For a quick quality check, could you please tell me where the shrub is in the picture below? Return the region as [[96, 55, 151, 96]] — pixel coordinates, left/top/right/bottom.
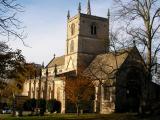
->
[[23, 99, 36, 111], [81, 100, 94, 113], [37, 99, 46, 116], [54, 100, 61, 113], [47, 99, 61, 113]]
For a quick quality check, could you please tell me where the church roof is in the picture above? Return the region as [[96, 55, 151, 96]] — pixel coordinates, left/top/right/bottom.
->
[[46, 55, 65, 68], [84, 47, 139, 80]]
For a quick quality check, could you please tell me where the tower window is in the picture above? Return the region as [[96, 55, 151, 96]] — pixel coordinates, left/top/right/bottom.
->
[[71, 23, 75, 35], [70, 40, 74, 52], [91, 23, 97, 35]]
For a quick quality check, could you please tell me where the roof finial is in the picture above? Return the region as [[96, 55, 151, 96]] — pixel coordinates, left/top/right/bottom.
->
[[42, 61, 44, 68], [87, 0, 91, 15], [46, 68, 48, 76], [54, 64, 57, 76], [107, 9, 110, 19], [78, 2, 81, 14], [67, 10, 70, 19]]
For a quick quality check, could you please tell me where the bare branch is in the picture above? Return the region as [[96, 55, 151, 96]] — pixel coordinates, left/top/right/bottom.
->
[[0, 0, 26, 45]]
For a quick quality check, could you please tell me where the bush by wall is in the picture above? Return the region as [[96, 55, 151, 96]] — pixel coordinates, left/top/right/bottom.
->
[[37, 99, 46, 116], [47, 99, 61, 113], [23, 98, 36, 111]]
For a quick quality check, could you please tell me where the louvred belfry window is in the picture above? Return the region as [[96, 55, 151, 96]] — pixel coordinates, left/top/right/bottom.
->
[[91, 23, 97, 35], [71, 23, 75, 35]]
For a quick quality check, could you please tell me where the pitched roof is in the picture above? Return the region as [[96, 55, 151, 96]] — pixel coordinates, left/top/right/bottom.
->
[[84, 47, 138, 80], [46, 55, 65, 68]]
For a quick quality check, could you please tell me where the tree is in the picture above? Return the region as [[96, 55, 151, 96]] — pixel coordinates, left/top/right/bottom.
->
[[0, 0, 25, 43], [0, 0, 25, 95], [24, 63, 41, 80], [64, 74, 94, 115], [0, 42, 27, 98], [113, 0, 160, 113], [0, 0, 26, 91], [113, 0, 160, 80], [157, 64, 160, 79], [0, 46, 42, 98], [0, 0, 26, 93]]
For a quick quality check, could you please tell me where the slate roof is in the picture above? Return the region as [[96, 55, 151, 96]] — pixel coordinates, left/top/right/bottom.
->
[[46, 55, 65, 68], [84, 47, 138, 80]]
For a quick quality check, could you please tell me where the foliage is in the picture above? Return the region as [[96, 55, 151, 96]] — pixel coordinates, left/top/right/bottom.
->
[[0, 81, 7, 90], [47, 99, 61, 113], [37, 99, 46, 116], [0, 0, 26, 98], [80, 100, 94, 113], [23, 99, 61, 115], [0, 42, 27, 98], [0, 0, 25, 97], [65, 74, 94, 115], [0, 43, 25, 77], [24, 63, 41, 80], [23, 99, 36, 111], [0, 42, 41, 98]]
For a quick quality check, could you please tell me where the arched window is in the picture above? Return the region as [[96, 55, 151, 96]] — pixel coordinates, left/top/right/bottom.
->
[[70, 40, 74, 52], [71, 23, 75, 35], [91, 23, 97, 35]]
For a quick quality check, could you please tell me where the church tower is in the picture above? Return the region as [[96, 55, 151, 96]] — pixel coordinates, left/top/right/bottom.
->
[[65, 0, 109, 73]]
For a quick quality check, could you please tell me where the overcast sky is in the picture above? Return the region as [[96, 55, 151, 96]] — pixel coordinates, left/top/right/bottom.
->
[[8, 0, 113, 65]]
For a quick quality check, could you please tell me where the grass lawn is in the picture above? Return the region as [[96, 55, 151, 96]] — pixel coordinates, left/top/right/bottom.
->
[[0, 113, 160, 120]]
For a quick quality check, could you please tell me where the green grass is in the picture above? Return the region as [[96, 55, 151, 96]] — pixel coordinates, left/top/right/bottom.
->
[[0, 113, 159, 120]]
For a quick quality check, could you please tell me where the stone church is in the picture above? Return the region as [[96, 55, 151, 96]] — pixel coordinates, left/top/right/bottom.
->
[[22, 0, 160, 114]]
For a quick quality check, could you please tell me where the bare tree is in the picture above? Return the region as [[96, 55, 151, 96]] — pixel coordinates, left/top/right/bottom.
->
[[0, 0, 25, 43], [113, 0, 160, 80]]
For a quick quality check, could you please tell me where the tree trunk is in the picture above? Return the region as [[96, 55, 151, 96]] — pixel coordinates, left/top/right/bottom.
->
[[146, 36, 152, 78], [142, 37, 152, 114], [76, 103, 79, 116]]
